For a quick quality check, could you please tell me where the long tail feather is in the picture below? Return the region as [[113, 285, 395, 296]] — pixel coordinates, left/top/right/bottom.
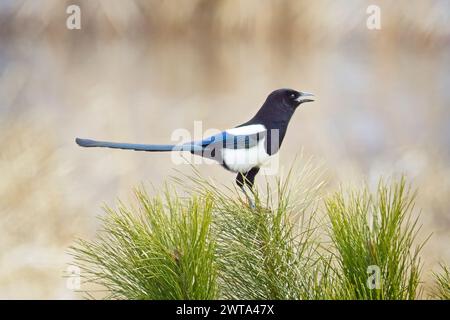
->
[[75, 138, 202, 152]]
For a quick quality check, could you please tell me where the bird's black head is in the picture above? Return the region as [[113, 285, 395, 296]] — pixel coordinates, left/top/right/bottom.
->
[[250, 88, 315, 129], [267, 88, 315, 111]]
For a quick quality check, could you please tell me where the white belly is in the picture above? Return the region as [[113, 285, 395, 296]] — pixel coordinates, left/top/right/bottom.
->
[[222, 138, 270, 173]]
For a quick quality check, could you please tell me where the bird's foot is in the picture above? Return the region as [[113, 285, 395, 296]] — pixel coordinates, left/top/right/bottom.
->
[[248, 198, 256, 209], [240, 186, 256, 210]]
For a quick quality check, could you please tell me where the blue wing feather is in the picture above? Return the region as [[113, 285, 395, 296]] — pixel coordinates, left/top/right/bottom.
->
[[192, 130, 265, 149]]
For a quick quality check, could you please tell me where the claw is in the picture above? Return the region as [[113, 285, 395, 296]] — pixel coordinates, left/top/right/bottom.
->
[[240, 186, 256, 209]]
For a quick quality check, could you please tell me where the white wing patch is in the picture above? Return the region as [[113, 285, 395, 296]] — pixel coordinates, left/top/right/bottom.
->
[[225, 124, 266, 136]]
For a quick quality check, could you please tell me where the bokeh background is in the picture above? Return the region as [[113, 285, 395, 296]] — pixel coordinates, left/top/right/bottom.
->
[[0, 0, 449, 299]]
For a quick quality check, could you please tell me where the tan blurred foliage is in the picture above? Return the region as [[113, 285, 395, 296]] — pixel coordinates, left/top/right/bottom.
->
[[0, 0, 449, 298]]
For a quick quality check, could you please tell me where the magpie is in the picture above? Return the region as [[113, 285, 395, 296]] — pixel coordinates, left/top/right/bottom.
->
[[76, 88, 314, 206]]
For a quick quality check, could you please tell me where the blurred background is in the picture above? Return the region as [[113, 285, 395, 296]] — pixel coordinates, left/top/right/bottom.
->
[[0, 0, 449, 299]]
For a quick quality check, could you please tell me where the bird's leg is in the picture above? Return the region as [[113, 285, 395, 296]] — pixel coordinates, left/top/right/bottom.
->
[[236, 172, 250, 207], [236, 168, 260, 209], [239, 185, 255, 209]]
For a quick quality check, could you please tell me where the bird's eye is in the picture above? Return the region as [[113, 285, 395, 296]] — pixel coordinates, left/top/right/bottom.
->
[[290, 93, 296, 98]]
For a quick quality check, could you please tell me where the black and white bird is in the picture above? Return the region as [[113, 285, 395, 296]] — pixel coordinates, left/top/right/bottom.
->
[[76, 88, 314, 206]]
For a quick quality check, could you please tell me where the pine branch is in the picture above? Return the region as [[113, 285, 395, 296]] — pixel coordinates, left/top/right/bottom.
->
[[69, 162, 432, 300]]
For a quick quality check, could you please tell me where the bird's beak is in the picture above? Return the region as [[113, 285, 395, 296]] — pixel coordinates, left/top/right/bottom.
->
[[296, 92, 315, 103]]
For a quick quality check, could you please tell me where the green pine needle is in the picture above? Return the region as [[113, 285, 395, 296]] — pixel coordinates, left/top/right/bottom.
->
[[70, 187, 217, 300], [432, 264, 450, 300], [69, 162, 432, 300], [325, 177, 427, 299]]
